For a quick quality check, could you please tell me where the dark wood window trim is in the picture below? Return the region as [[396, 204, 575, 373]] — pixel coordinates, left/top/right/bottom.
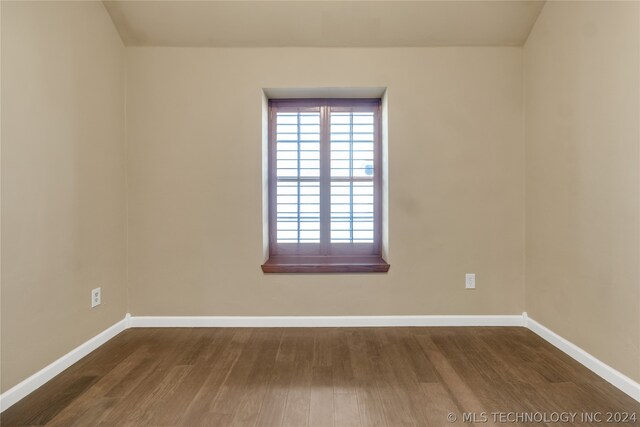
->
[[262, 98, 389, 273], [262, 256, 390, 273]]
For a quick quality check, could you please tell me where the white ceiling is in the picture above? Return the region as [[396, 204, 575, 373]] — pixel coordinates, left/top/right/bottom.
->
[[103, 0, 546, 47]]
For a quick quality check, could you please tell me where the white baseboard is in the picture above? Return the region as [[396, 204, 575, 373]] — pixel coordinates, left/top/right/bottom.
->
[[128, 314, 524, 328], [2, 312, 638, 413], [524, 313, 640, 403], [0, 314, 130, 412]]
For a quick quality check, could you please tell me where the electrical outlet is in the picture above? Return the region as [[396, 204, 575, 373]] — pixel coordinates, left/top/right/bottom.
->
[[465, 273, 475, 289], [91, 287, 101, 308]]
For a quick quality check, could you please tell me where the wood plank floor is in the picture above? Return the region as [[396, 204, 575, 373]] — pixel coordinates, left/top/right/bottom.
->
[[2, 327, 639, 426]]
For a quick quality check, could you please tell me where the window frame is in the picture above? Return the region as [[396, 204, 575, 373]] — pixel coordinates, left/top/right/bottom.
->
[[262, 98, 389, 273]]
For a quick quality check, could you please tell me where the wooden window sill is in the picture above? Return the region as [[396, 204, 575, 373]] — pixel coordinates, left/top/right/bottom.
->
[[262, 256, 390, 273]]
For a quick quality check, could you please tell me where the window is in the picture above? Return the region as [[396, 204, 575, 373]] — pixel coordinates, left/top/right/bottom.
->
[[262, 99, 389, 273]]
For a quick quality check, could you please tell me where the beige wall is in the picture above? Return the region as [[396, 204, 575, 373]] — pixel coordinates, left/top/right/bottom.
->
[[126, 47, 525, 317], [1, 1, 127, 392], [524, 1, 640, 382]]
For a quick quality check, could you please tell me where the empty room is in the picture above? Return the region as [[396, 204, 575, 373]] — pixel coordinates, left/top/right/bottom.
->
[[1, 0, 639, 425]]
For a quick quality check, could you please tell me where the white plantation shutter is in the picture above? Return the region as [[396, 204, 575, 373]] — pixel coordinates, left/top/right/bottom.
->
[[268, 99, 382, 261], [275, 110, 321, 243], [330, 111, 376, 243]]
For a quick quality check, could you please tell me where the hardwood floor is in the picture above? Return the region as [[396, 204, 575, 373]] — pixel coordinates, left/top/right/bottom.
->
[[2, 327, 639, 426]]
